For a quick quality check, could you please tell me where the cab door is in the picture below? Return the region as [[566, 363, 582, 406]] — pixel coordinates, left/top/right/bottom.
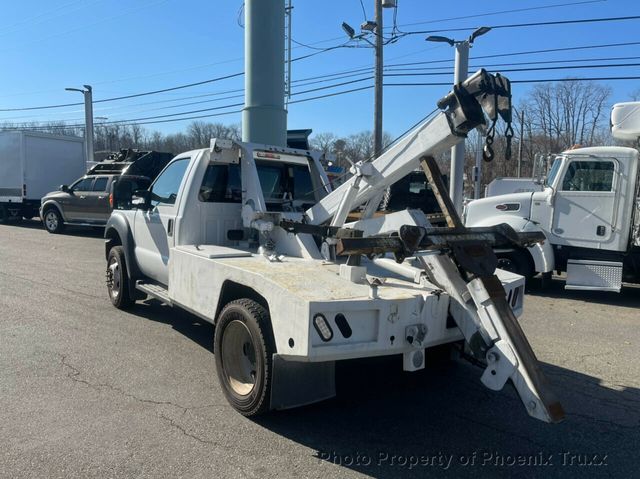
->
[[133, 157, 191, 285], [64, 177, 95, 221], [550, 158, 618, 248], [86, 176, 111, 222]]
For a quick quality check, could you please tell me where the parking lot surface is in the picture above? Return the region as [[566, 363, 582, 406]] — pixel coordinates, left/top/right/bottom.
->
[[1, 220, 639, 478]]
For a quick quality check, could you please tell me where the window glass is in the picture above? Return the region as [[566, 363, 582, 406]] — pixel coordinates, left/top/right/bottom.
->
[[561, 161, 615, 192], [72, 177, 93, 192], [92, 177, 108, 192], [199, 164, 242, 203], [546, 158, 562, 187], [255, 160, 315, 209], [150, 158, 190, 206]]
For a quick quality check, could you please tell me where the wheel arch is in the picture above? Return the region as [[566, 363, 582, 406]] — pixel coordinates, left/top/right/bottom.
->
[[470, 215, 555, 274], [41, 200, 67, 222], [104, 213, 142, 281], [214, 280, 270, 324]]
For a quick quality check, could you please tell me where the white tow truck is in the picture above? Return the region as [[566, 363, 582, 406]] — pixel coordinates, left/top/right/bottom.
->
[[104, 70, 564, 423], [465, 102, 640, 292]]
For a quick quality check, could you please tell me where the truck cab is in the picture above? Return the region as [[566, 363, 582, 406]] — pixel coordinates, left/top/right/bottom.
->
[[465, 146, 640, 290]]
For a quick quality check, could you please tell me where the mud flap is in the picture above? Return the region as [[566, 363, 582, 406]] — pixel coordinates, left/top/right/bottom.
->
[[270, 355, 336, 410]]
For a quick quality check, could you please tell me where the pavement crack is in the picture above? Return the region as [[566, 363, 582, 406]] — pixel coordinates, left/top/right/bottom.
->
[[0, 270, 103, 300], [159, 414, 216, 445], [58, 353, 210, 413]]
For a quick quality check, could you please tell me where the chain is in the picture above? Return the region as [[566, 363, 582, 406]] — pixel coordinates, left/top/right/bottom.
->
[[483, 119, 496, 162]]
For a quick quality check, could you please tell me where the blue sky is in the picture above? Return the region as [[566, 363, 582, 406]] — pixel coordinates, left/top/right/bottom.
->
[[0, 0, 638, 140]]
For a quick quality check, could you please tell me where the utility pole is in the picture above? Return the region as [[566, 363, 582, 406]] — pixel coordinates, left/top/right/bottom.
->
[[426, 26, 491, 214], [517, 109, 525, 178], [65, 85, 94, 167], [373, 0, 383, 159]]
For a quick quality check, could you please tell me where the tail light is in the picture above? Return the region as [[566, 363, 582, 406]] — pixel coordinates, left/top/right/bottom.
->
[[109, 193, 114, 208]]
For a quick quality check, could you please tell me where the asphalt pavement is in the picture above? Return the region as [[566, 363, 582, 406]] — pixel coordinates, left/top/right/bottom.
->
[[1, 220, 638, 478]]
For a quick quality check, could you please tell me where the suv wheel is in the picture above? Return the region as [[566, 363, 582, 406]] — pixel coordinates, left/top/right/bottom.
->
[[43, 208, 64, 234]]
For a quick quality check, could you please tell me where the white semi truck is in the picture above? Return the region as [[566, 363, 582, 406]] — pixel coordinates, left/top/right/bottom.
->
[[104, 70, 564, 423], [0, 131, 86, 221], [465, 102, 640, 292]]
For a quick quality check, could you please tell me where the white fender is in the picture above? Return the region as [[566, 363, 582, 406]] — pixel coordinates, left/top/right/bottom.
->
[[469, 215, 555, 274]]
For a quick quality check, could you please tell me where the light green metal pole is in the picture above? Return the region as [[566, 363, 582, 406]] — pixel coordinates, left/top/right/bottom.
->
[[242, 0, 287, 146]]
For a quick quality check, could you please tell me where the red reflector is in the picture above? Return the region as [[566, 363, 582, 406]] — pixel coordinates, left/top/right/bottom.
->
[[256, 151, 280, 159], [109, 193, 113, 208]]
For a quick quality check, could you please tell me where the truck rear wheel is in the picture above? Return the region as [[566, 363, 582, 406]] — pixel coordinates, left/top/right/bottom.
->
[[106, 246, 134, 309], [214, 299, 274, 417], [43, 207, 64, 234]]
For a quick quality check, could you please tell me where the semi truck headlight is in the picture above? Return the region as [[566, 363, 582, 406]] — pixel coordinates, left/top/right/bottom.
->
[[313, 314, 333, 342]]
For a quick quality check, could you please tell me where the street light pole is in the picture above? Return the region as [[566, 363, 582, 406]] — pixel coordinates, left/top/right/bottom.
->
[[450, 41, 470, 211], [426, 27, 491, 214], [65, 85, 94, 167]]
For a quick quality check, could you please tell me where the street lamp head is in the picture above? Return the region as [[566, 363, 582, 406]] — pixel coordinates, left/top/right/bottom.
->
[[342, 22, 356, 39], [469, 26, 491, 44], [65, 87, 83, 93], [360, 20, 377, 32], [83, 84, 92, 92], [425, 35, 455, 46]]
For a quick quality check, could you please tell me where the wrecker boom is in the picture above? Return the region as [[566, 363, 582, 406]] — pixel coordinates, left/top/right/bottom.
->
[[298, 70, 565, 423]]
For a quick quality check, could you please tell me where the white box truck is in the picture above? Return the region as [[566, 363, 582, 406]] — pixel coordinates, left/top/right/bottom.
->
[[0, 131, 85, 220]]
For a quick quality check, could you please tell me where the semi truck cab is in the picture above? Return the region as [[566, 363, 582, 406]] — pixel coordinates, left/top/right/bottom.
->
[[466, 110, 640, 292]]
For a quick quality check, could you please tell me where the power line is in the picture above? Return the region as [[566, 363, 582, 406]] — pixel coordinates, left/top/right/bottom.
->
[[388, 0, 607, 28], [407, 15, 640, 35], [385, 76, 640, 87], [384, 62, 640, 77]]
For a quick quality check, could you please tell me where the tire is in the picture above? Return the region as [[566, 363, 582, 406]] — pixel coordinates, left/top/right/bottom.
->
[[42, 207, 65, 234], [106, 246, 134, 309], [496, 249, 534, 280], [214, 299, 274, 417]]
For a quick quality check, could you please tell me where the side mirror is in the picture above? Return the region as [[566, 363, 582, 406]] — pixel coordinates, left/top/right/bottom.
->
[[60, 184, 70, 193], [131, 189, 151, 210]]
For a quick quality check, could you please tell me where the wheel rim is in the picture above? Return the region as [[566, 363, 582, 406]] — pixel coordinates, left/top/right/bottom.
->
[[45, 211, 58, 230], [107, 257, 121, 299], [221, 320, 257, 397]]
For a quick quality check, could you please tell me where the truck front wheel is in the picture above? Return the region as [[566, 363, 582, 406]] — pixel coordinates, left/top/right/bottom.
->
[[106, 246, 134, 309], [214, 299, 274, 417], [496, 249, 534, 280]]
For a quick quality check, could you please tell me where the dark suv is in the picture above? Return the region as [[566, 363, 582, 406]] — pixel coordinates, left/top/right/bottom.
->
[[40, 174, 150, 234]]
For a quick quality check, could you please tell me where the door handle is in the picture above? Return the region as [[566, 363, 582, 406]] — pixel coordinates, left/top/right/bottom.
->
[[167, 219, 174, 237]]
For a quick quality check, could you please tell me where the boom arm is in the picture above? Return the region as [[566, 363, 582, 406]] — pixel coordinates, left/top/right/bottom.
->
[[306, 69, 511, 226]]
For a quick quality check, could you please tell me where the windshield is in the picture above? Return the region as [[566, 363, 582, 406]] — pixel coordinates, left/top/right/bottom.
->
[[256, 160, 315, 211], [545, 157, 563, 187]]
